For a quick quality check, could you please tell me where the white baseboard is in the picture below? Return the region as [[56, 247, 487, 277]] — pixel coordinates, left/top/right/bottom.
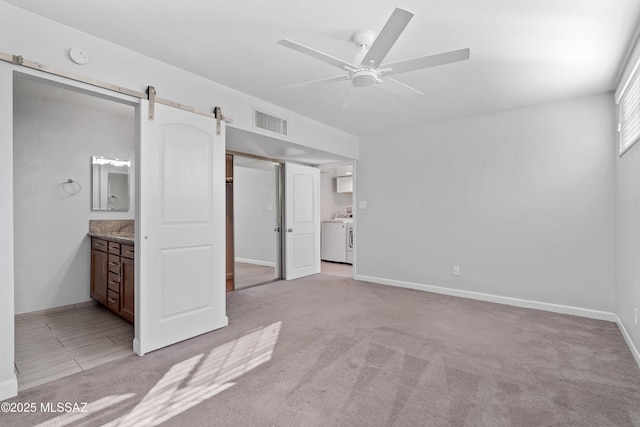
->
[[616, 315, 640, 369], [0, 374, 18, 401], [235, 258, 275, 268], [15, 300, 96, 319], [354, 274, 617, 322]]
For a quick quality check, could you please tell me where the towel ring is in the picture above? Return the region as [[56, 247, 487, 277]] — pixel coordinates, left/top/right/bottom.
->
[[62, 179, 81, 195]]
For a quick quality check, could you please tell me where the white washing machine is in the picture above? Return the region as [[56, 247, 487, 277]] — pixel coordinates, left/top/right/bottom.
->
[[321, 213, 353, 263]]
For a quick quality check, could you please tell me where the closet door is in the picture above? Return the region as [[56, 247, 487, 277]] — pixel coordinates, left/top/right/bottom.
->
[[136, 100, 227, 355], [225, 154, 234, 291]]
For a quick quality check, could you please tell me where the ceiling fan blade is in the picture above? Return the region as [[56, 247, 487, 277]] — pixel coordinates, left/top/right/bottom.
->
[[382, 48, 470, 76], [382, 77, 424, 96], [284, 75, 349, 89], [361, 8, 414, 68], [278, 39, 354, 71], [340, 85, 362, 110]]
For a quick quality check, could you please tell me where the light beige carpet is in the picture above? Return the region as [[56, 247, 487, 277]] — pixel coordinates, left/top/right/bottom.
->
[[2, 273, 639, 426]]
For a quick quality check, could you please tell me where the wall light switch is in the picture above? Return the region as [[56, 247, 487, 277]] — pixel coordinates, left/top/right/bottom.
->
[[358, 201, 367, 210], [453, 266, 460, 276]]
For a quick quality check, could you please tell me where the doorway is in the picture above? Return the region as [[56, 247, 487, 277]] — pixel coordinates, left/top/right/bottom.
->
[[224, 127, 356, 287], [231, 155, 283, 289], [12, 74, 137, 390], [319, 162, 355, 277]]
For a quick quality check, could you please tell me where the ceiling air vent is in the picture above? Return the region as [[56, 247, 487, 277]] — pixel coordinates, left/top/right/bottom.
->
[[254, 109, 288, 136]]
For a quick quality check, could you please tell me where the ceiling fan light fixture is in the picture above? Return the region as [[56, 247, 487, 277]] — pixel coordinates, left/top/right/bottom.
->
[[351, 69, 378, 87]]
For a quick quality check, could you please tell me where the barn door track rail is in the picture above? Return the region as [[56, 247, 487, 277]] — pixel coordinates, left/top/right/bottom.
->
[[0, 51, 232, 134]]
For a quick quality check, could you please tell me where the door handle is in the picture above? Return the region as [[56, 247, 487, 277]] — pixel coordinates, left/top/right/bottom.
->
[[287, 228, 293, 232]]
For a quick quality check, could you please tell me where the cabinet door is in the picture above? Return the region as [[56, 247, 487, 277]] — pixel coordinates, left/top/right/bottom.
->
[[120, 256, 135, 323], [91, 249, 108, 305], [336, 176, 353, 193]]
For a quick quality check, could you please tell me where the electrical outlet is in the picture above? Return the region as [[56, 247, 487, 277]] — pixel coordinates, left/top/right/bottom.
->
[[453, 266, 460, 276], [635, 308, 639, 328]]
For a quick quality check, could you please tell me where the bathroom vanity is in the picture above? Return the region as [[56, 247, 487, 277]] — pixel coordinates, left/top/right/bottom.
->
[[89, 220, 134, 323]]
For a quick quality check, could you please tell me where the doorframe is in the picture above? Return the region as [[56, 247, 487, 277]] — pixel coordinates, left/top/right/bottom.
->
[[0, 62, 17, 400], [226, 151, 286, 289], [225, 150, 358, 285], [276, 163, 285, 278], [1, 66, 141, 400]]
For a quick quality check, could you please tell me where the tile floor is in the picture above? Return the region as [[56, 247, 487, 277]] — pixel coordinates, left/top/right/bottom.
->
[[321, 260, 353, 277], [14, 304, 134, 391]]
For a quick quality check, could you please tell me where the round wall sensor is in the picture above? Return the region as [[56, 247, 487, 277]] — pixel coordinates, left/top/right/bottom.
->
[[69, 48, 89, 65]]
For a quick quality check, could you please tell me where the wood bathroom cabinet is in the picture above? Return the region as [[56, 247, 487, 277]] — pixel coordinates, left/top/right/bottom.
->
[[91, 236, 134, 323]]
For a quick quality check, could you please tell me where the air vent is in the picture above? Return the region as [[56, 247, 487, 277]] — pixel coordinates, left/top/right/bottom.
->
[[254, 109, 288, 136]]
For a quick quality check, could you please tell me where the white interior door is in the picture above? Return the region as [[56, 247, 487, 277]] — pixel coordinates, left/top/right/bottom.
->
[[284, 162, 320, 280], [135, 100, 227, 355]]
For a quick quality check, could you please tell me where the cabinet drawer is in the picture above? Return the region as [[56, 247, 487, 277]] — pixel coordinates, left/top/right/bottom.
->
[[106, 290, 120, 313], [107, 272, 120, 292], [92, 238, 108, 252], [108, 241, 120, 255], [108, 254, 121, 274], [121, 244, 135, 259]]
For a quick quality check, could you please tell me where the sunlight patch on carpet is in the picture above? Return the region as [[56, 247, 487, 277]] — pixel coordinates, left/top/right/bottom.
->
[[37, 321, 282, 427]]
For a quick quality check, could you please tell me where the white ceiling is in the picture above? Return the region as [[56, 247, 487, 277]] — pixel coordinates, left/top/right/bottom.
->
[[7, 0, 640, 137]]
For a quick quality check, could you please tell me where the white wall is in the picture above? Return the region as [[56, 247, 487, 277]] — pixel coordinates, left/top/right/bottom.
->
[[234, 164, 277, 266], [616, 136, 640, 362], [13, 81, 135, 314], [321, 172, 353, 222], [356, 93, 616, 316]]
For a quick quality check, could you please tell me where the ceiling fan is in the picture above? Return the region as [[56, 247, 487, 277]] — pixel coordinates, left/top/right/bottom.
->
[[278, 7, 470, 108]]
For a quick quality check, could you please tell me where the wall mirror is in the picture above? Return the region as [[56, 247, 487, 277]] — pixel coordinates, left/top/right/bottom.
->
[[91, 156, 131, 211]]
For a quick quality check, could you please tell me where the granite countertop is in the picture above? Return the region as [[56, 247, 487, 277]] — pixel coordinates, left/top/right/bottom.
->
[[87, 231, 135, 244], [88, 219, 135, 244]]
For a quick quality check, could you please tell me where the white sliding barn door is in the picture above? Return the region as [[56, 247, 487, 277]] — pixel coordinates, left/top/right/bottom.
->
[[284, 162, 320, 280], [135, 101, 227, 355]]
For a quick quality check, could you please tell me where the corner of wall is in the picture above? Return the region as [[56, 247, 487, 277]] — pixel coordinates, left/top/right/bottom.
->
[[616, 315, 640, 369]]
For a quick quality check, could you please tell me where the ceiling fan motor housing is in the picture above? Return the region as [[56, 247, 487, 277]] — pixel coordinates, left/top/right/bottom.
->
[[351, 29, 376, 66], [352, 29, 375, 48]]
